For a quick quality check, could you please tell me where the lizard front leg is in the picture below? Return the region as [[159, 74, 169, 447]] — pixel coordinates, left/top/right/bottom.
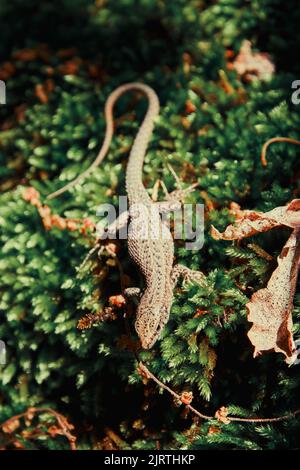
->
[[79, 211, 130, 269], [154, 183, 199, 213], [124, 287, 142, 299], [96, 210, 129, 239]]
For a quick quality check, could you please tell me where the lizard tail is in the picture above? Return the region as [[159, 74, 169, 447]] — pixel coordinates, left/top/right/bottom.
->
[[46, 82, 159, 200]]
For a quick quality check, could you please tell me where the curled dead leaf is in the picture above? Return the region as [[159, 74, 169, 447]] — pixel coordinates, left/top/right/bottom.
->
[[35, 84, 49, 104], [48, 425, 64, 438], [212, 200, 300, 363], [247, 229, 300, 363], [231, 40, 275, 82], [208, 425, 221, 435], [185, 100, 196, 114], [51, 214, 67, 230], [66, 220, 78, 231], [109, 294, 126, 308], [211, 200, 300, 241], [215, 406, 230, 424], [132, 419, 145, 430], [0, 61, 16, 81], [2, 418, 20, 434], [22, 187, 41, 205], [180, 391, 193, 405]]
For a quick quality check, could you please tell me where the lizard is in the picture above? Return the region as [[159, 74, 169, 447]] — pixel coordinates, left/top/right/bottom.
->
[[47, 83, 204, 349]]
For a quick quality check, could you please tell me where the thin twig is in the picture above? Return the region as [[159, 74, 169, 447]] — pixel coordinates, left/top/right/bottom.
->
[[261, 137, 300, 166], [138, 362, 300, 424], [138, 362, 213, 420], [0, 407, 77, 450], [85, 200, 300, 426]]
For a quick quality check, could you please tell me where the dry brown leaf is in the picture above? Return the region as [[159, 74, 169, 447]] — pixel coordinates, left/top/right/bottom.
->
[[22, 187, 41, 205], [0, 61, 16, 81], [2, 418, 20, 434], [13, 48, 39, 61], [109, 294, 126, 308], [211, 199, 300, 364], [185, 100, 196, 114], [231, 40, 275, 82], [48, 425, 64, 438], [35, 84, 49, 104], [211, 199, 300, 241], [215, 406, 230, 424], [180, 391, 193, 405], [50, 214, 67, 230], [247, 229, 300, 363], [208, 425, 221, 434]]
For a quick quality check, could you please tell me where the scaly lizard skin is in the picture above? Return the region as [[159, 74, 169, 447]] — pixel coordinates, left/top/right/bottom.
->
[[48, 83, 203, 349]]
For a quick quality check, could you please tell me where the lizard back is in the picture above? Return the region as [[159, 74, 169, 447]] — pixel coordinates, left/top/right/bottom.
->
[[47, 83, 176, 349]]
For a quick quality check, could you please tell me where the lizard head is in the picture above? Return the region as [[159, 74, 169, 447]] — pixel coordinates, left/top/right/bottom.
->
[[135, 303, 169, 349]]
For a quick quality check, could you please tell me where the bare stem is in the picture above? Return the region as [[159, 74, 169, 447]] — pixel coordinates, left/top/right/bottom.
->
[[0, 407, 77, 450], [261, 137, 300, 166], [139, 362, 300, 424]]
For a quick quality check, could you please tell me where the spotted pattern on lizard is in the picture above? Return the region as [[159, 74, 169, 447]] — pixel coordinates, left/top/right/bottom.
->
[[47, 83, 204, 349]]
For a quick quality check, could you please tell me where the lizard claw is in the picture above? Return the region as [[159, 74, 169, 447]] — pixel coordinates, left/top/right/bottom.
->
[[124, 287, 142, 299], [287, 339, 300, 366]]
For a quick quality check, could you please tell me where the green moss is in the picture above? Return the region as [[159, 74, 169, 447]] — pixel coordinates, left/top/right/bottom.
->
[[0, 0, 299, 450]]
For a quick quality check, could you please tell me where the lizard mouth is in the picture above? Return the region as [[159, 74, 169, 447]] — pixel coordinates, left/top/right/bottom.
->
[[141, 336, 157, 349], [138, 322, 163, 349], [141, 338, 157, 350]]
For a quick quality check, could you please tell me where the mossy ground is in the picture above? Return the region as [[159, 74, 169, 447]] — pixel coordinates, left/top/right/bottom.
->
[[0, 0, 300, 450]]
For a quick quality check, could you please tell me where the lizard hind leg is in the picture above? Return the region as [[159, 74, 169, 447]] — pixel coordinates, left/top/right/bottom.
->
[[158, 164, 199, 207], [171, 263, 206, 287], [287, 339, 300, 366]]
